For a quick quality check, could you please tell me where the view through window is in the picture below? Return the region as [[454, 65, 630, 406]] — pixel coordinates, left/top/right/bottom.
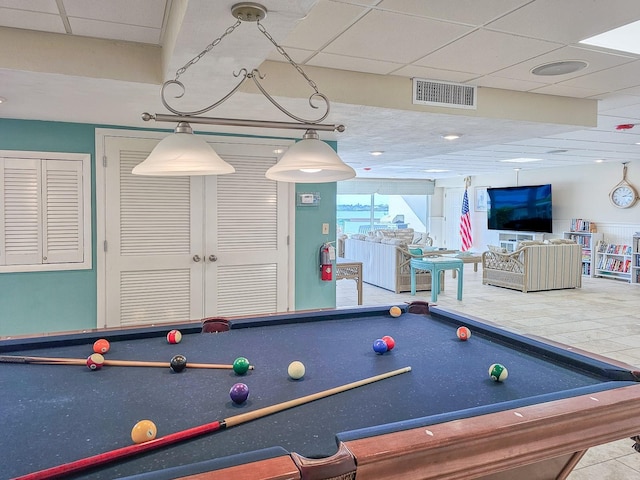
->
[[337, 194, 429, 235]]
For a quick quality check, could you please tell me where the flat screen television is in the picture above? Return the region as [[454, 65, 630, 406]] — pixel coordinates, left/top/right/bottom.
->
[[487, 184, 552, 233]]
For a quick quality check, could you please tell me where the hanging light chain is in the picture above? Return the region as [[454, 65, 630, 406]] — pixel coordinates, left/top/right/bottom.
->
[[256, 20, 319, 94], [174, 19, 242, 80]]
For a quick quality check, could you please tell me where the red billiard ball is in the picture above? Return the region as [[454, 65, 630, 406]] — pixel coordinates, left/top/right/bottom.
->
[[381, 335, 395, 351], [93, 338, 110, 354], [229, 383, 249, 404], [166, 330, 182, 344], [457, 326, 471, 341], [86, 353, 105, 370]]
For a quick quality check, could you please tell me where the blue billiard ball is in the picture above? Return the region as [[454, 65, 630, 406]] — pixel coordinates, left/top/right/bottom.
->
[[373, 338, 388, 354]]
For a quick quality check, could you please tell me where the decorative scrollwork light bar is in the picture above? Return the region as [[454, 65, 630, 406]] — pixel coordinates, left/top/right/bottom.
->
[[135, 2, 354, 182]]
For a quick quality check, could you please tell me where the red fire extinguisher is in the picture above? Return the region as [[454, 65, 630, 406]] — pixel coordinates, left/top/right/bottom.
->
[[320, 242, 333, 281]]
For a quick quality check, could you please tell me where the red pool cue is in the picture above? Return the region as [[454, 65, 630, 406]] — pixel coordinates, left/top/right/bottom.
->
[[15, 366, 411, 480]]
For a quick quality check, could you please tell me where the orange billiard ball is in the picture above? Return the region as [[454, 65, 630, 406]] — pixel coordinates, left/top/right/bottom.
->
[[93, 338, 110, 354], [456, 326, 471, 341]]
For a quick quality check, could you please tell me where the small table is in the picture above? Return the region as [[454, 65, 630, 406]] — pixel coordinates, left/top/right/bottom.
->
[[449, 253, 482, 278], [336, 258, 363, 305], [410, 257, 464, 302]]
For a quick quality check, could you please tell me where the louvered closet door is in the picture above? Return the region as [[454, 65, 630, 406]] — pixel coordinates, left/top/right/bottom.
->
[[203, 141, 290, 317], [1, 158, 42, 265], [104, 137, 204, 327]]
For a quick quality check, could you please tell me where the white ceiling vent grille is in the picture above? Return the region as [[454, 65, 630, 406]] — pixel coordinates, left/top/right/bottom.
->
[[412, 78, 477, 109]]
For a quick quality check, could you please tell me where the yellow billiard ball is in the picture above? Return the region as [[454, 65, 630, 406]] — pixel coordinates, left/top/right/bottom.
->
[[389, 306, 402, 317]]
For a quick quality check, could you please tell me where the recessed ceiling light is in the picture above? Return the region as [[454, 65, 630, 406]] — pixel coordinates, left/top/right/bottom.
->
[[500, 158, 543, 163], [369, 151, 384, 156], [0, 97, 6, 104], [441, 134, 461, 141], [595, 159, 605, 163], [423, 169, 450, 173], [580, 20, 640, 55], [531, 61, 587, 76]]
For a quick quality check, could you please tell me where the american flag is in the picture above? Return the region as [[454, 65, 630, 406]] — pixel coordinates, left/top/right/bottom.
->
[[460, 188, 472, 251]]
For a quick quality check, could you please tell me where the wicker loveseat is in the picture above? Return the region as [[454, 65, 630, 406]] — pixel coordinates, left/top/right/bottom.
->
[[481, 240, 582, 293]]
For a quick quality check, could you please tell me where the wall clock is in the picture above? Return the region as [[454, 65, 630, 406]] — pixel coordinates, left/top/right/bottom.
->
[[609, 162, 638, 209]]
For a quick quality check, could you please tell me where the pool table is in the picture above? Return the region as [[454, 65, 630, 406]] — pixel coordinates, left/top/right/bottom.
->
[[2, 304, 640, 480]]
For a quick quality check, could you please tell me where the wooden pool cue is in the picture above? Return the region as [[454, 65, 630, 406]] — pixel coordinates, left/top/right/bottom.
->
[[0, 355, 254, 370], [15, 366, 411, 480]]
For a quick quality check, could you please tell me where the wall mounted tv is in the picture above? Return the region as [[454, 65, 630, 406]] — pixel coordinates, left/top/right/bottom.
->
[[487, 184, 553, 233]]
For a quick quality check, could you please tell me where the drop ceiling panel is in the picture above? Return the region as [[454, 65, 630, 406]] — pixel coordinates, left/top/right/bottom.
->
[[62, 0, 166, 29], [377, 0, 532, 26], [280, 1, 368, 52], [0, 8, 64, 32], [473, 75, 547, 92], [494, 46, 636, 83], [417, 29, 561, 75], [68, 18, 162, 44], [0, 0, 58, 13], [307, 52, 403, 75], [557, 60, 640, 92], [323, 9, 474, 64], [485, 0, 640, 43]]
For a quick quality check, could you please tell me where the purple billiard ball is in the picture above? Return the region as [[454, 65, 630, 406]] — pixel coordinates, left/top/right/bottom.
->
[[230, 383, 249, 404], [373, 338, 388, 354]]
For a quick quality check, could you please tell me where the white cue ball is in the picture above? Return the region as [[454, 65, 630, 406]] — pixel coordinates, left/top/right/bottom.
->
[[287, 361, 305, 380]]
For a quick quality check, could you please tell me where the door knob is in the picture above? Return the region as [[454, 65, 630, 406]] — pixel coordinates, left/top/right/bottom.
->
[[193, 255, 201, 262], [209, 255, 218, 262]]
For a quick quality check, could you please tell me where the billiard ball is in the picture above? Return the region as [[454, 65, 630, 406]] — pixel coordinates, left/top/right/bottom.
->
[[93, 338, 110, 354], [169, 354, 187, 373], [287, 361, 305, 380], [166, 329, 182, 344], [131, 419, 157, 444], [373, 339, 388, 354], [229, 383, 249, 404], [233, 357, 250, 375], [381, 335, 395, 351], [489, 363, 508, 382], [457, 326, 471, 341], [389, 306, 402, 317], [86, 353, 105, 370]]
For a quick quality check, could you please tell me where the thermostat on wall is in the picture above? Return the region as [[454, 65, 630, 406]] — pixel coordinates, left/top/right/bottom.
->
[[297, 192, 321, 206]]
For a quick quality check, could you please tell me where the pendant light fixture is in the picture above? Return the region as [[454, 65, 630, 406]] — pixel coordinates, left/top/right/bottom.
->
[[136, 3, 353, 182]]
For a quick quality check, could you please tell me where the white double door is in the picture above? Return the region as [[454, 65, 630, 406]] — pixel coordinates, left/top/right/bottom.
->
[[98, 132, 293, 328]]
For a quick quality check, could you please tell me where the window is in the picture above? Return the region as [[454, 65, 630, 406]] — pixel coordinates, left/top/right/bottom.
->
[[0, 151, 91, 272], [337, 179, 434, 235]]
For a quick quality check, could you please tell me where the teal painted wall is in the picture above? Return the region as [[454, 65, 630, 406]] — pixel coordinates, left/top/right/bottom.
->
[[294, 181, 337, 310], [0, 118, 336, 336], [0, 119, 98, 335]]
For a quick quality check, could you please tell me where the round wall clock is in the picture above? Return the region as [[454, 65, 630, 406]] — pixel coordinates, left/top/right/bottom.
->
[[609, 163, 638, 208]]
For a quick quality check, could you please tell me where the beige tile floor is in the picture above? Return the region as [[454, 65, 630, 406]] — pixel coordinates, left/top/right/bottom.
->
[[336, 264, 640, 479]]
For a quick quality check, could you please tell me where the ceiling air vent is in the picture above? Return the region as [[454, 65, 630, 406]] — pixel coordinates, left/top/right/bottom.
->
[[412, 78, 477, 109]]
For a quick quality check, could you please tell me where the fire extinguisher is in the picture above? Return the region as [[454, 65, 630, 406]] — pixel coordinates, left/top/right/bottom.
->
[[320, 242, 334, 281]]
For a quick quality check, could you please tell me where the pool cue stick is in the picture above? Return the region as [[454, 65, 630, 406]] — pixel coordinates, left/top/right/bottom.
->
[[0, 355, 254, 370], [15, 366, 411, 480]]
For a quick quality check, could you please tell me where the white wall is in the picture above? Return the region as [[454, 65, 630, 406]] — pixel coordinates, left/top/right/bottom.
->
[[433, 162, 640, 249]]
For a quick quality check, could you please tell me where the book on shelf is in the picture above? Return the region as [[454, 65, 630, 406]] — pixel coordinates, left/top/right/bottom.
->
[[570, 218, 596, 232]]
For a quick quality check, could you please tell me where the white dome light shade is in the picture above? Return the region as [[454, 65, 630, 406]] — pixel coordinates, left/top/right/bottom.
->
[[265, 130, 356, 183], [132, 123, 235, 176]]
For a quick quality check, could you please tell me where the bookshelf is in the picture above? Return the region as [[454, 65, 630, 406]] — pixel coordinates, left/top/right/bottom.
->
[[594, 241, 632, 282], [563, 231, 603, 277], [633, 233, 640, 285]]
